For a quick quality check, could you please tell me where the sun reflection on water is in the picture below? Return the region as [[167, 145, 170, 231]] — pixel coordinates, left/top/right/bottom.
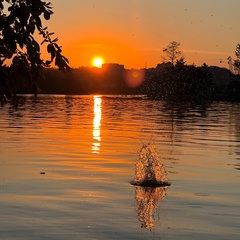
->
[[92, 96, 102, 153]]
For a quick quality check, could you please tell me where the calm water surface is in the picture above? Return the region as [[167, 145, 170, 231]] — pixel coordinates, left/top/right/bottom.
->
[[0, 95, 239, 240]]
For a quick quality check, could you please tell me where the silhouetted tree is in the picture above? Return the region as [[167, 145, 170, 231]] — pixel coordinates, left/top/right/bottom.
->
[[162, 41, 183, 66], [0, 0, 70, 102], [144, 60, 213, 102], [234, 44, 240, 74]]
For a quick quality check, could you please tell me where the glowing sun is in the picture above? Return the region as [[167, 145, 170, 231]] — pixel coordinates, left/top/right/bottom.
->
[[92, 57, 104, 68]]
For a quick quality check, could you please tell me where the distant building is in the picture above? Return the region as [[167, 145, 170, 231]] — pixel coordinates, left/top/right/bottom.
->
[[100, 63, 125, 93]]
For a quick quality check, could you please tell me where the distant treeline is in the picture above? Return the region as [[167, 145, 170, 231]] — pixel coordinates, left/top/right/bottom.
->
[[142, 61, 240, 102], [14, 61, 240, 102]]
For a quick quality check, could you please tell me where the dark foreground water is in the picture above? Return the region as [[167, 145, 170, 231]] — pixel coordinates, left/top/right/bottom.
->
[[0, 95, 239, 240]]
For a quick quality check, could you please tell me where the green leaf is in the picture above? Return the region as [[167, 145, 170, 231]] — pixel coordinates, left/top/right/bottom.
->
[[46, 60, 52, 66], [50, 48, 56, 60], [52, 37, 58, 43], [44, 11, 50, 20], [41, 39, 48, 45], [33, 40, 40, 52], [62, 55, 69, 63], [35, 16, 42, 31], [19, 41, 24, 49], [47, 43, 53, 53]]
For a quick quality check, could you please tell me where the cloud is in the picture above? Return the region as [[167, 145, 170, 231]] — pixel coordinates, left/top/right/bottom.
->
[[138, 48, 231, 56], [183, 49, 232, 55]]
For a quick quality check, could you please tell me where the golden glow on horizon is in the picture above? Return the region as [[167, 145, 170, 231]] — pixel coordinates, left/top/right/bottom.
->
[[64, 34, 146, 69], [45, 1, 238, 70], [92, 57, 104, 68]]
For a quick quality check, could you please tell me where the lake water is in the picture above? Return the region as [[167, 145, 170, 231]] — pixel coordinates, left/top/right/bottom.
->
[[0, 95, 239, 240]]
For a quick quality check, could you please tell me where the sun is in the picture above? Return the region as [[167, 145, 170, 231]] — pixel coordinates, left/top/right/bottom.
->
[[92, 57, 104, 68]]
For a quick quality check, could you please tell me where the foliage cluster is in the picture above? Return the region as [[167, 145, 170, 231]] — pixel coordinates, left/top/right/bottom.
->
[[0, 0, 70, 101], [142, 42, 240, 102], [142, 60, 213, 102]]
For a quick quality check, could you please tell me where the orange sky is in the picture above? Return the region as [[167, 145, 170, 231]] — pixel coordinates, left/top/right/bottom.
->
[[42, 0, 239, 69]]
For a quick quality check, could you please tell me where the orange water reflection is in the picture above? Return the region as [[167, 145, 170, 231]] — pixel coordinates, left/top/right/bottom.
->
[[134, 186, 168, 231], [92, 96, 102, 153]]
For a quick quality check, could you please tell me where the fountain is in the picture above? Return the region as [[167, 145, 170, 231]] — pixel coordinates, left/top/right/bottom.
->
[[131, 142, 170, 187], [132, 142, 170, 230]]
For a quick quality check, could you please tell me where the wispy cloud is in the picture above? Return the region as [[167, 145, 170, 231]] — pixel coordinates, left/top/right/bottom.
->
[[139, 47, 232, 56], [182, 49, 232, 55]]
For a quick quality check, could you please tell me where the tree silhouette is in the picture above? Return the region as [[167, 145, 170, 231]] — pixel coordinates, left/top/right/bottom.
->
[[143, 60, 213, 101], [234, 44, 240, 74], [162, 41, 182, 66], [0, 0, 70, 101]]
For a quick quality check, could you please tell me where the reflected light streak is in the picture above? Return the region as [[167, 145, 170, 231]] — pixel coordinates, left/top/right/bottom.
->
[[92, 96, 102, 153]]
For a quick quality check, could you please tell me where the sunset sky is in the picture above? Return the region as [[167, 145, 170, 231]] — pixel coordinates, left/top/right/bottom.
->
[[44, 0, 239, 69]]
